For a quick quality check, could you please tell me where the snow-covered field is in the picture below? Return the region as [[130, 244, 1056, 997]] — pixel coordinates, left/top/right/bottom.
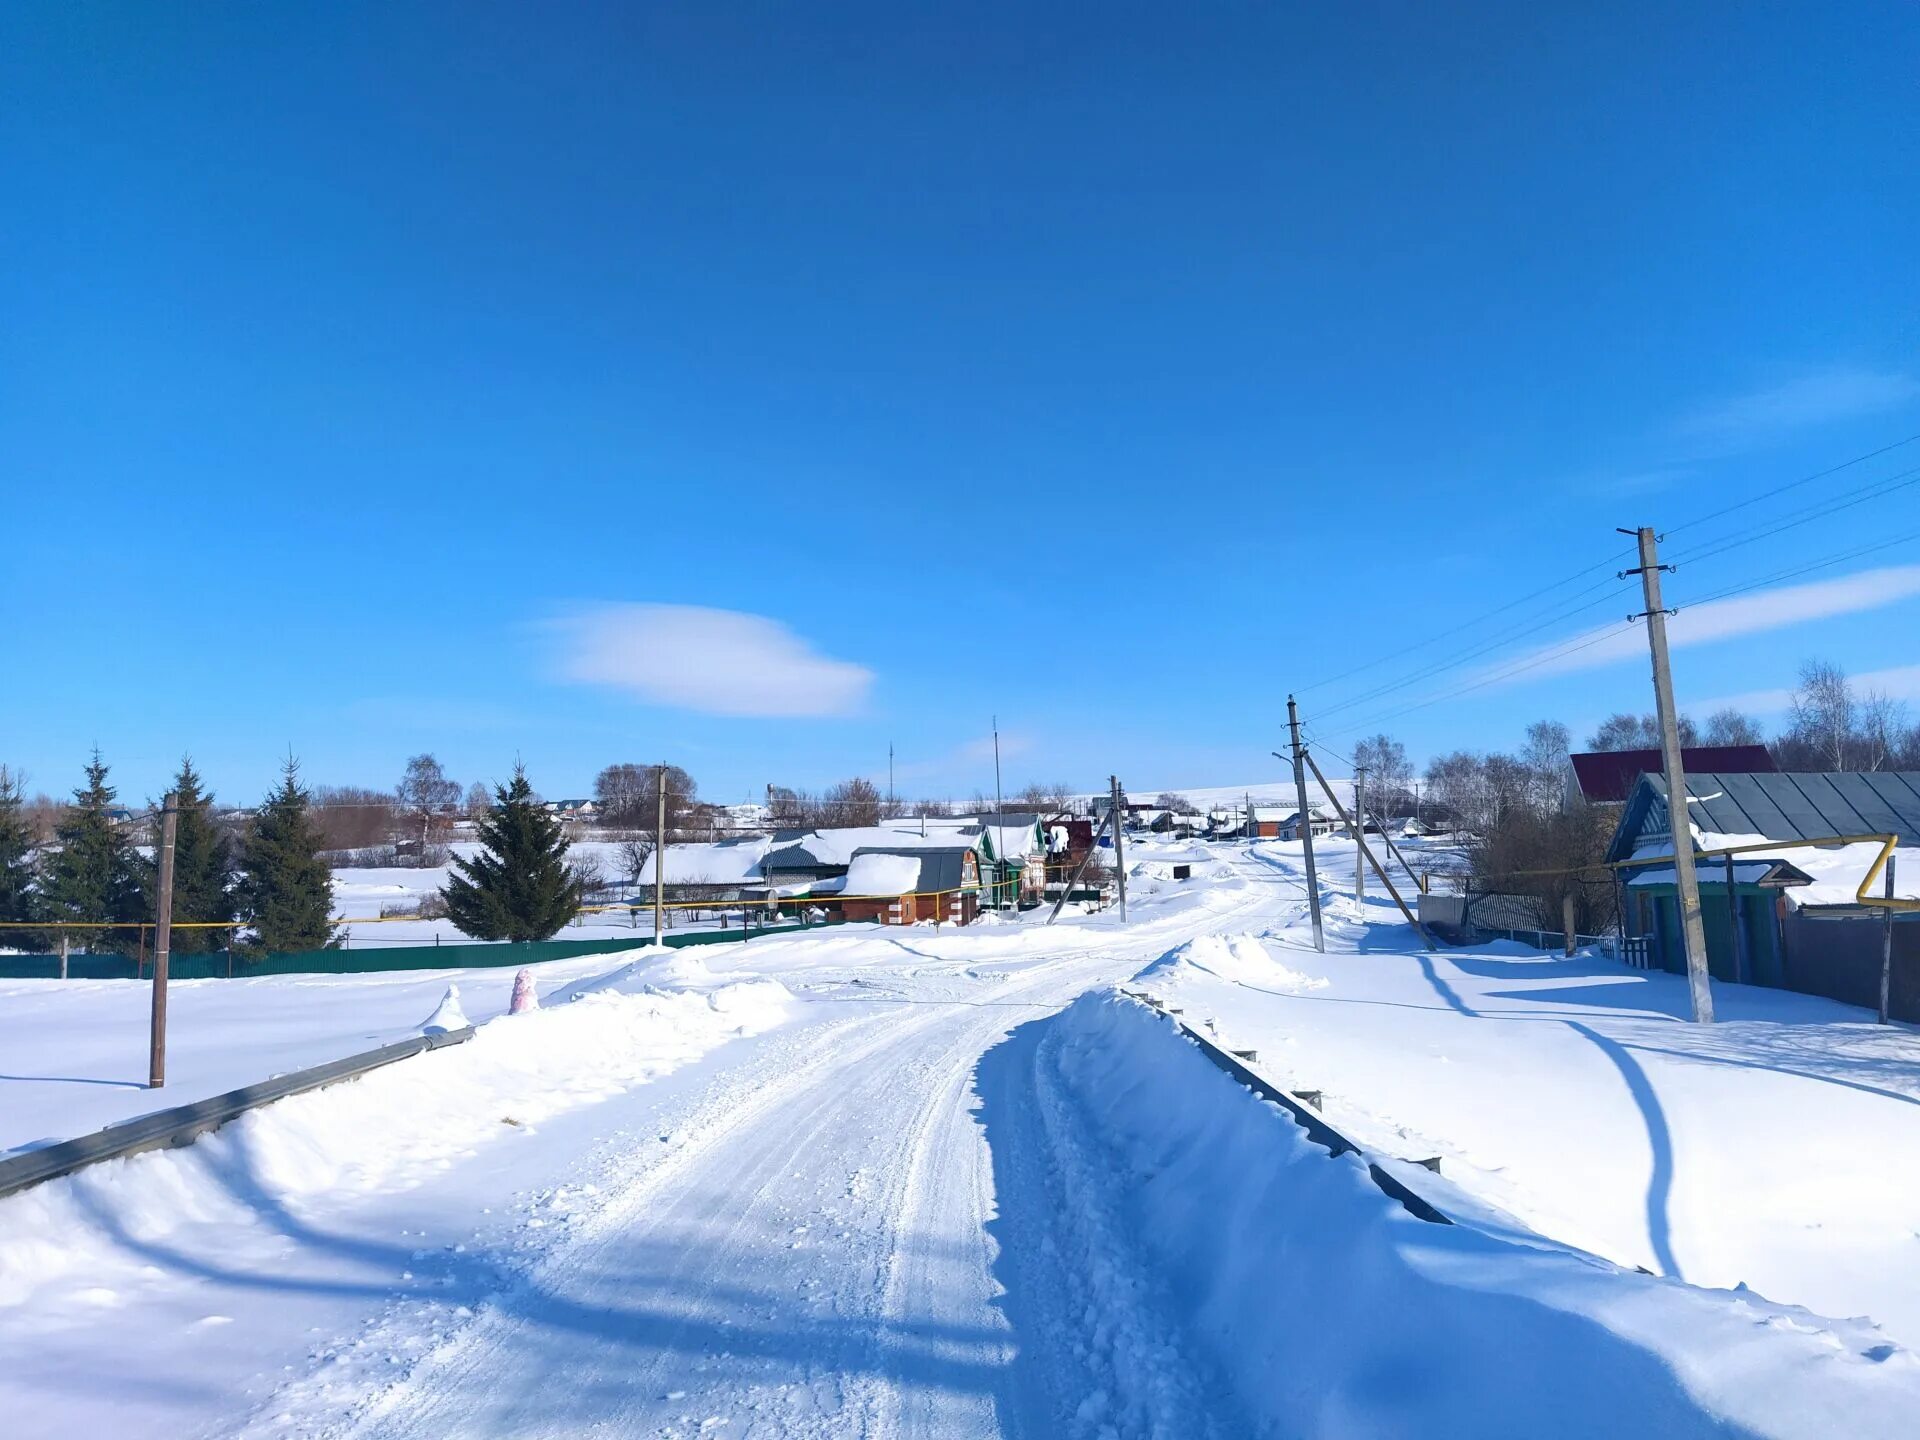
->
[[331, 841, 695, 947], [3, 838, 1918, 1436]]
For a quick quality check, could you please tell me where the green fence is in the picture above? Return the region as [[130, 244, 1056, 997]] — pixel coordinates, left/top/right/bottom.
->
[[0, 915, 848, 981]]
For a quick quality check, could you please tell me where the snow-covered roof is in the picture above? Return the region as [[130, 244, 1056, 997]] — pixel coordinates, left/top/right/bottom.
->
[[981, 818, 1045, 860], [637, 837, 771, 886], [841, 846, 978, 896], [1626, 860, 1807, 890], [763, 823, 986, 871], [842, 851, 927, 896]]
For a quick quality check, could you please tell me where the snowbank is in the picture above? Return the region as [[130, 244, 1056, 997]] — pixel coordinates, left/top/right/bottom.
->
[[1137, 933, 1327, 993], [0, 974, 793, 1310], [1043, 992, 1920, 1439]]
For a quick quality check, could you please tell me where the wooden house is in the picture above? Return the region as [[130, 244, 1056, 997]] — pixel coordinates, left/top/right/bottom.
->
[[1608, 771, 1920, 1017]]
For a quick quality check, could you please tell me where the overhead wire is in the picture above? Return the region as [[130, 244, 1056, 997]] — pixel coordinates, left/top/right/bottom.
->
[[1661, 432, 1920, 538], [1297, 435, 1920, 736], [1308, 522, 1920, 747]]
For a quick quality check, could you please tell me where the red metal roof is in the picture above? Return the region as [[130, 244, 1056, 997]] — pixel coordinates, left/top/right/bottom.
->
[[1569, 745, 1775, 803]]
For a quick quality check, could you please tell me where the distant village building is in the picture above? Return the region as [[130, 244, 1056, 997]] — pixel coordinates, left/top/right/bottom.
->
[[635, 813, 1049, 925]]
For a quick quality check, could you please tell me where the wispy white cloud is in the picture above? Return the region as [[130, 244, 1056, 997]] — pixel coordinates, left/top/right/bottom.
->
[[1479, 565, 1920, 686], [957, 732, 1033, 764], [889, 732, 1036, 788], [1693, 664, 1920, 718], [551, 604, 873, 718], [1673, 366, 1920, 451]]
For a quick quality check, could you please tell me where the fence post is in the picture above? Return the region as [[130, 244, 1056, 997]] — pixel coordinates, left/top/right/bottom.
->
[[1563, 893, 1576, 958], [1881, 855, 1898, 1025]]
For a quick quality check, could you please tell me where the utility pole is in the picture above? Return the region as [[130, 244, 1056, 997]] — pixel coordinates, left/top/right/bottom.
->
[[993, 717, 1006, 911], [1353, 765, 1368, 902], [148, 795, 178, 1089], [1110, 775, 1128, 924], [1302, 748, 1435, 950], [1285, 697, 1326, 952], [1624, 526, 1713, 1023], [888, 743, 896, 817], [654, 765, 667, 945]]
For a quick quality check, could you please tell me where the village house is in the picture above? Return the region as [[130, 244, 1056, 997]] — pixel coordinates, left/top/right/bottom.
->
[[636, 813, 1047, 925], [1607, 770, 1920, 1019], [833, 847, 982, 925]]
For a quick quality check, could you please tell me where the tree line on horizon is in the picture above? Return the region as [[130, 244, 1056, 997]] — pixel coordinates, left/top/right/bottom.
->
[[0, 754, 585, 956]]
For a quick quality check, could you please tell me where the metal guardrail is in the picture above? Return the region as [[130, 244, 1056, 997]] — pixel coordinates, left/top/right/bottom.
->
[[1120, 990, 1451, 1226], [0, 1026, 477, 1201]]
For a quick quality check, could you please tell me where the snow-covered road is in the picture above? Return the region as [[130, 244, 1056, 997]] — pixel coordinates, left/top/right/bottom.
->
[[310, 948, 1159, 1439]]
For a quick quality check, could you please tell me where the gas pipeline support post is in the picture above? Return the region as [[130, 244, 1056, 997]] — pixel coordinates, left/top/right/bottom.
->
[[654, 765, 667, 945]]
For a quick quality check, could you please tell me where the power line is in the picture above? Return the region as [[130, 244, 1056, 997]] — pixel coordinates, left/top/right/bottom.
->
[[1297, 433, 1920, 719], [1307, 577, 1631, 725], [1295, 545, 1635, 697], [1683, 525, 1920, 609], [1664, 464, 1920, 571], [1663, 432, 1920, 538], [1312, 522, 1920, 748]]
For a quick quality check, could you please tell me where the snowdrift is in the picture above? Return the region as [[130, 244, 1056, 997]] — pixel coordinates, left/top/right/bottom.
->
[[0, 975, 793, 1309], [1044, 992, 1920, 1439]]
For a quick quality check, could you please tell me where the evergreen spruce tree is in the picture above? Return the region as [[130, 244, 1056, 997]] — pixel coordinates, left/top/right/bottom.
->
[[42, 750, 143, 954], [139, 757, 237, 954], [444, 766, 582, 942], [0, 764, 43, 951], [237, 757, 340, 954]]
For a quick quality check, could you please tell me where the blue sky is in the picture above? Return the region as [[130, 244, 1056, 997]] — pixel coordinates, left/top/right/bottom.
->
[[4, 2, 1918, 808]]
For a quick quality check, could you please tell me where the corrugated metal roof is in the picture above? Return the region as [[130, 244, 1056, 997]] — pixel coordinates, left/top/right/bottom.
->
[[1568, 745, 1774, 803], [1613, 771, 1920, 858]]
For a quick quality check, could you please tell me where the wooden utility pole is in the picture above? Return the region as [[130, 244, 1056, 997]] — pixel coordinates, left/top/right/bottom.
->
[[1353, 765, 1368, 902], [1626, 526, 1713, 1023], [993, 718, 1006, 910], [1110, 775, 1128, 924], [1286, 697, 1326, 952], [654, 765, 667, 945], [148, 796, 178, 1089], [1881, 856, 1898, 1025], [1045, 804, 1115, 924]]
